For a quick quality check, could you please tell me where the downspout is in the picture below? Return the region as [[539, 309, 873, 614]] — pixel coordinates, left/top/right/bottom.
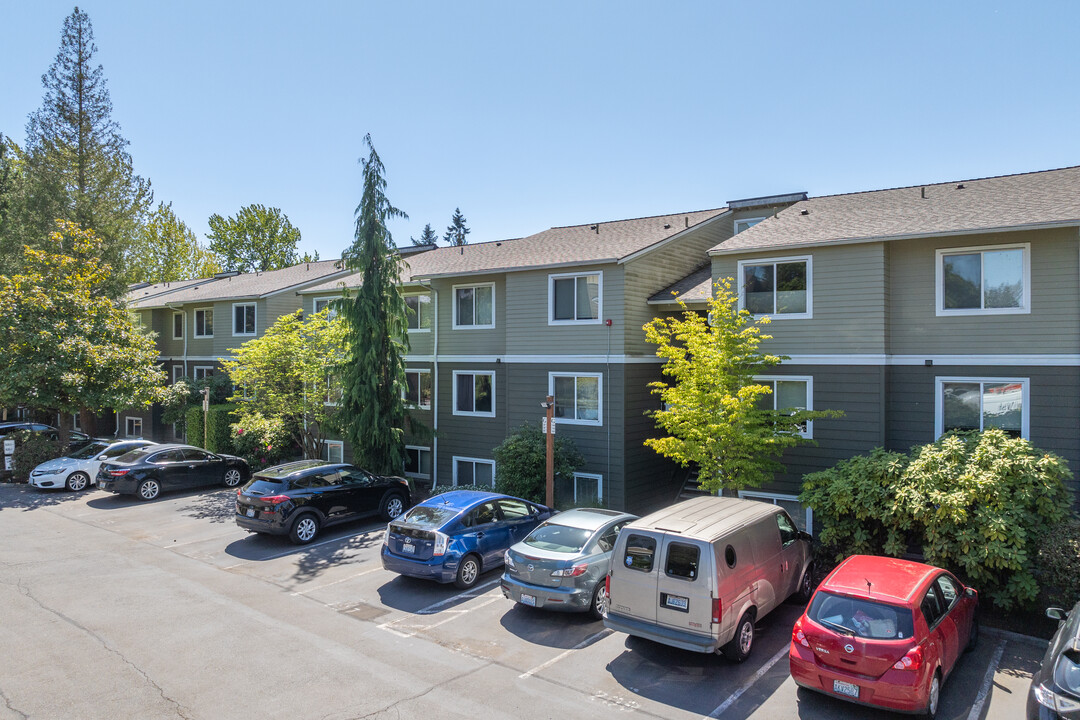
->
[[431, 286, 439, 487]]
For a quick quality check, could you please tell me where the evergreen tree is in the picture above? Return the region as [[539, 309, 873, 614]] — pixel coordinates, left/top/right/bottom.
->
[[21, 7, 152, 297], [0, 134, 27, 274], [206, 203, 304, 272], [126, 202, 220, 283], [411, 222, 438, 247], [443, 208, 470, 246], [337, 135, 412, 474]]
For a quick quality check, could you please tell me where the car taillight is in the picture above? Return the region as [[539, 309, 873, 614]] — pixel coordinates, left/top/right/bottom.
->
[[552, 563, 588, 577], [792, 616, 810, 648], [108, 468, 129, 476], [259, 495, 290, 509], [383, 524, 390, 546], [893, 645, 923, 671], [433, 531, 449, 556], [712, 597, 722, 625], [504, 550, 516, 569]]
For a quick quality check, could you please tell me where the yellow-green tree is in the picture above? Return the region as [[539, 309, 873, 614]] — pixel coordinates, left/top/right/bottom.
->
[[126, 202, 220, 284], [644, 278, 840, 493]]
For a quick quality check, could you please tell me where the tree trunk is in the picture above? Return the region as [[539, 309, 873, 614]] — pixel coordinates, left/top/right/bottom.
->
[[79, 409, 97, 437], [56, 410, 71, 446]]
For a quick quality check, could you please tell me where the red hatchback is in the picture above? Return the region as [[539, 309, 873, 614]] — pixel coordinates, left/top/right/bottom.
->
[[789, 555, 978, 718]]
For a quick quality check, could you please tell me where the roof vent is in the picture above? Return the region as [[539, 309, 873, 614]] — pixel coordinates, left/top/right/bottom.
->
[[800, 209, 809, 216], [920, 187, 927, 199], [663, 223, 671, 229], [214, 270, 240, 279], [956, 183, 965, 190], [590, 225, 598, 233]]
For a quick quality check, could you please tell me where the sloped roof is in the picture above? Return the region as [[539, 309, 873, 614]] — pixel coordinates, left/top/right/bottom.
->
[[710, 165, 1080, 255], [127, 259, 348, 308], [648, 264, 712, 305]]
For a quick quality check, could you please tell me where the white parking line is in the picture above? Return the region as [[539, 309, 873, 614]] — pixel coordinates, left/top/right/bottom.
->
[[704, 645, 789, 719], [519, 628, 613, 679], [376, 579, 502, 636], [966, 639, 1006, 720], [290, 566, 384, 595], [415, 578, 501, 615]]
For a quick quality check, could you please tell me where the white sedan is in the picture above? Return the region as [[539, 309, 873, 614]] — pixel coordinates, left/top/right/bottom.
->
[[29, 439, 157, 491]]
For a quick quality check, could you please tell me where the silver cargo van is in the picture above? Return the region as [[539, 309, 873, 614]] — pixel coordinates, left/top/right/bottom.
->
[[604, 496, 813, 662]]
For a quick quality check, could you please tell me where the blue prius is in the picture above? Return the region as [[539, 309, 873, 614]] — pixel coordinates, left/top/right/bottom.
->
[[381, 490, 552, 589]]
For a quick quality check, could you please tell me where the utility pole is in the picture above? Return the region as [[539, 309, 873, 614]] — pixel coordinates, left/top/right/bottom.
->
[[543, 395, 554, 508]]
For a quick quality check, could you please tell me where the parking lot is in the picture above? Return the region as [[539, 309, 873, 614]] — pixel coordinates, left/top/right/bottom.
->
[[0, 484, 1047, 719]]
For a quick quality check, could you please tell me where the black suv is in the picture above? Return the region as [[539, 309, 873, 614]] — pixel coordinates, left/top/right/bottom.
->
[[235, 460, 412, 545]]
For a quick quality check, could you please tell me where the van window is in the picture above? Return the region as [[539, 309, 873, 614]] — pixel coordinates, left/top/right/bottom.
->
[[776, 512, 799, 547], [622, 534, 656, 572], [665, 543, 699, 580]]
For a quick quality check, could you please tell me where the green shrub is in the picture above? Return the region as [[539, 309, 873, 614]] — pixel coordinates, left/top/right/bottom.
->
[[185, 404, 236, 454], [801, 429, 1073, 609], [492, 423, 585, 504], [9, 431, 64, 483], [231, 413, 293, 471], [430, 484, 493, 496], [1034, 514, 1080, 608]]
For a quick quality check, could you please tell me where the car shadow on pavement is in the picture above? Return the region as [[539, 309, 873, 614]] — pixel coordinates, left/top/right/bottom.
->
[[376, 571, 500, 615], [291, 528, 381, 583], [498, 602, 605, 649], [181, 488, 237, 524], [0, 484, 86, 512]]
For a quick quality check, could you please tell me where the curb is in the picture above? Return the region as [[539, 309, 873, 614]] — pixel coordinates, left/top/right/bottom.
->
[[983, 625, 1050, 650]]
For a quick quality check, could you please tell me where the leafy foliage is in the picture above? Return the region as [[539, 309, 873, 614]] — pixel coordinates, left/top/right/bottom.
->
[[20, 8, 152, 297], [184, 404, 236, 454], [411, 222, 439, 247], [1034, 514, 1080, 608], [443, 208, 470, 246], [207, 203, 304, 273], [644, 277, 841, 493], [493, 423, 586, 504], [0, 134, 26, 273], [0, 221, 164, 426], [127, 202, 219, 283], [337, 135, 413, 475], [801, 430, 1074, 609], [9, 431, 64, 483], [231, 413, 293, 471], [222, 309, 345, 461]]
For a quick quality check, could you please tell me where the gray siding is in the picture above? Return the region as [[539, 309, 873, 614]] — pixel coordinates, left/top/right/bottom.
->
[[622, 362, 681, 514], [429, 276, 507, 357]]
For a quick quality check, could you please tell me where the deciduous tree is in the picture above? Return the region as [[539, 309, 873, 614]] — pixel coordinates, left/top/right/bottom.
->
[[206, 203, 305, 272], [127, 202, 220, 283]]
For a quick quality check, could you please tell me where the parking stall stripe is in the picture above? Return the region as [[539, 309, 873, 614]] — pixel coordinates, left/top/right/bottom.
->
[[376, 580, 502, 634], [704, 645, 789, 719], [966, 639, 1006, 720], [415, 579, 502, 615], [518, 628, 613, 679]]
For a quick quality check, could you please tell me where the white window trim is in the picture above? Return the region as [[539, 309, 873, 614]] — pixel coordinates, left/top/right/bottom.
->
[[934, 376, 1029, 439], [322, 440, 344, 464], [193, 307, 214, 338], [232, 302, 257, 337], [548, 371, 603, 427], [404, 445, 431, 479], [573, 472, 603, 504], [734, 216, 766, 234], [312, 296, 338, 319], [754, 374, 814, 439], [124, 416, 142, 438], [452, 456, 496, 487], [738, 490, 813, 534], [548, 271, 603, 326], [403, 369, 433, 410], [451, 282, 496, 330], [172, 365, 184, 384], [193, 365, 215, 381], [172, 311, 185, 340], [452, 370, 496, 418], [934, 243, 1030, 317], [736, 255, 813, 320], [405, 293, 432, 333]]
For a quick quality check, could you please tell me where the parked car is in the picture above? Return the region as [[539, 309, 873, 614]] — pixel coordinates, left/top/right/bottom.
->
[[235, 460, 412, 545], [0, 422, 94, 479], [382, 490, 552, 589], [29, 439, 156, 491], [97, 444, 249, 500], [1027, 601, 1080, 719], [789, 555, 978, 718], [501, 508, 637, 619], [604, 496, 813, 661]]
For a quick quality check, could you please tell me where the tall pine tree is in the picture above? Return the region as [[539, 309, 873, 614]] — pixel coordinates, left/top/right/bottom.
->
[[337, 135, 411, 474], [443, 208, 470, 246], [21, 7, 152, 297], [410, 222, 438, 247]]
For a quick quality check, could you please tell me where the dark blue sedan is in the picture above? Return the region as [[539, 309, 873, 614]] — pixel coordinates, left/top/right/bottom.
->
[[381, 490, 552, 589]]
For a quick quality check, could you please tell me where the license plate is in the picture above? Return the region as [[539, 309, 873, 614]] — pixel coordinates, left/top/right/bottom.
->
[[664, 594, 689, 610], [833, 680, 859, 698], [246, 508, 255, 517], [402, 543, 415, 554], [520, 593, 536, 607]]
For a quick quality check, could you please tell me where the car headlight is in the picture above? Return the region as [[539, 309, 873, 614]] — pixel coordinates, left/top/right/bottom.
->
[[34, 468, 65, 476], [1034, 684, 1080, 713]]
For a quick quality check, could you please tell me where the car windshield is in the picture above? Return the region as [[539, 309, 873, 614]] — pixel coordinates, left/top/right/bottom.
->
[[523, 522, 593, 553], [400, 505, 458, 528], [808, 591, 915, 640], [67, 441, 110, 460]]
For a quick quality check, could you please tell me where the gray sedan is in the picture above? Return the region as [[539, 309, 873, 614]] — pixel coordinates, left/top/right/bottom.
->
[[500, 508, 637, 619]]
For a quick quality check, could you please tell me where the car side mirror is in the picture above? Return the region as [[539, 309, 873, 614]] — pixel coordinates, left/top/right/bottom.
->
[[964, 587, 976, 598], [95, 455, 107, 461], [1047, 607, 1068, 621], [799, 531, 813, 542]]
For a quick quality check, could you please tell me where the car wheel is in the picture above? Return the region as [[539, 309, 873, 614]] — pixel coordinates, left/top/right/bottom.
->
[[722, 612, 755, 663], [796, 563, 815, 603], [589, 580, 609, 620], [223, 468, 243, 487], [289, 513, 320, 545], [923, 670, 941, 718], [137, 479, 160, 501], [380, 491, 406, 521], [965, 611, 979, 653], [66, 471, 90, 492], [454, 554, 481, 589]]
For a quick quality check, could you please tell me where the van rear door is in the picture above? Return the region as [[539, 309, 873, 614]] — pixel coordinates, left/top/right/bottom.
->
[[656, 537, 713, 638], [608, 530, 663, 623]]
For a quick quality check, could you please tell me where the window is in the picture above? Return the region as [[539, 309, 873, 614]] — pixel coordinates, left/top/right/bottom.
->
[[776, 512, 799, 547], [404, 446, 431, 479], [498, 498, 531, 520], [665, 542, 700, 580], [622, 534, 656, 573], [936, 377, 1028, 439], [194, 308, 214, 338], [172, 311, 185, 340], [936, 244, 1029, 315], [313, 297, 338, 320], [453, 371, 495, 417], [233, 303, 256, 336], [193, 366, 214, 381], [550, 373, 601, 425], [740, 491, 813, 533], [172, 365, 184, 385], [72, 414, 81, 431], [734, 217, 765, 234], [549, 272, 601, 324], [738, 256, 811, 318], [405, 294, 432, 331], [921, 584, 945, 628], [403, 370, 432, 410], [125, 417, 142, 438], [466, 501, 499, 526], [573, 472, 602, 504], [453, 457, 495, 487], [453, 283, 494, 329], [755, 375, 812, 438], [323, 375, 340, 406], [936, 574, 960, 612], [322, 440, 344, 464]]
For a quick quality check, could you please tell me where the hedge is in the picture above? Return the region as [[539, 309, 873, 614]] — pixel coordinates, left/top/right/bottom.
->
[[185, 404, 237, 455]]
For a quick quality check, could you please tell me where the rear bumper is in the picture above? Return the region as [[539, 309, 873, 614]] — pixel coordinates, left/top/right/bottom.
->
[[381, 545, 457, 583], [235, 512, 288, 535], [500, 573, 593, 612], [604, 610, 720, 653], [97, 478, 138, 495], [789, 642, 928, 714]]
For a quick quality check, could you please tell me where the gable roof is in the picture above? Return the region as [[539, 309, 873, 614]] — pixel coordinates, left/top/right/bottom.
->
[[710, 165, 1080, 255], [648, 264, 712, 306], [127, 260, 348, 308]]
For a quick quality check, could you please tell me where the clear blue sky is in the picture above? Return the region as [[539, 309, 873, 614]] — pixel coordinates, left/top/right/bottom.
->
[[3, 1, 1079, 260]]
